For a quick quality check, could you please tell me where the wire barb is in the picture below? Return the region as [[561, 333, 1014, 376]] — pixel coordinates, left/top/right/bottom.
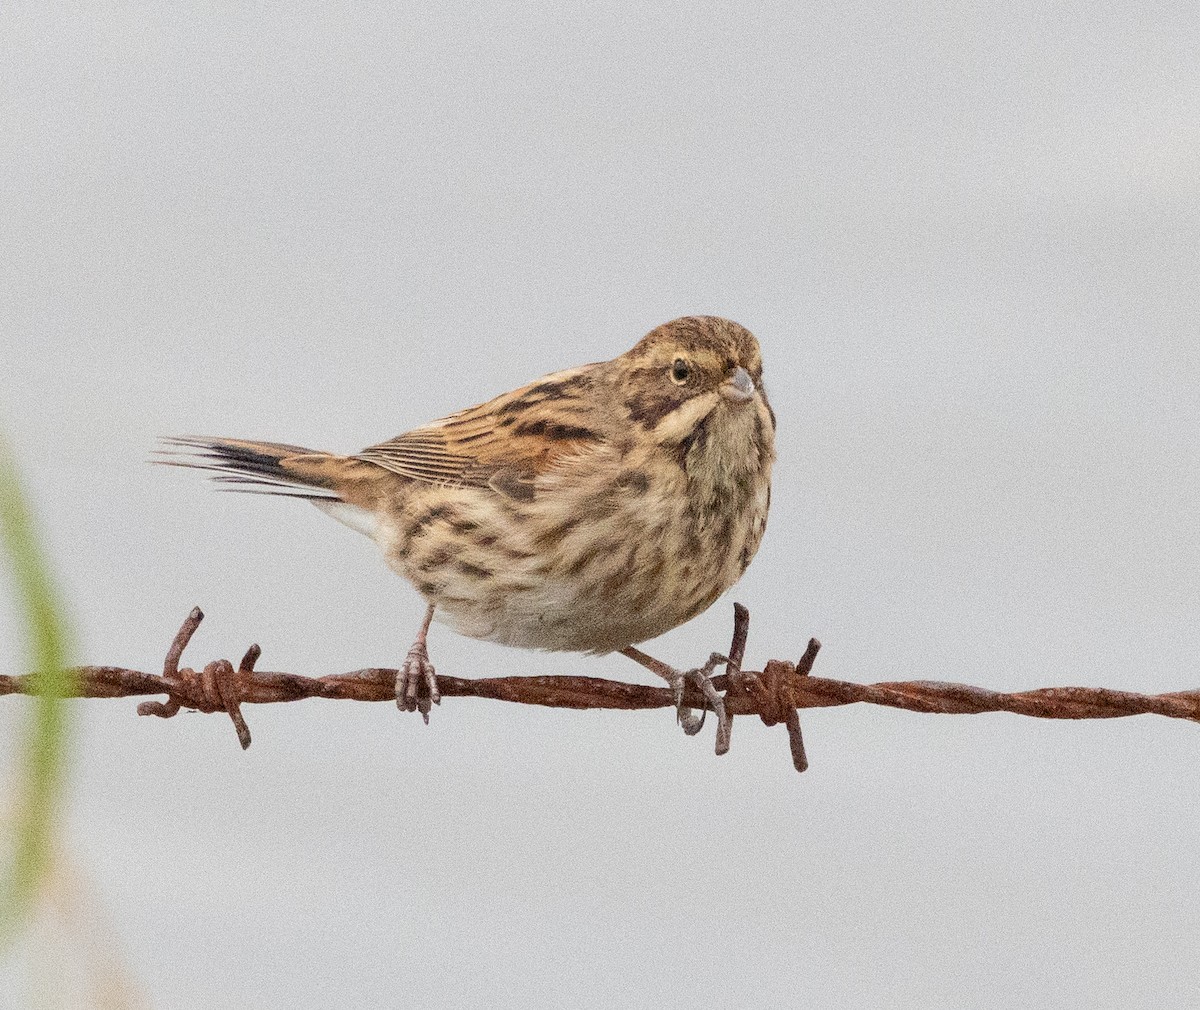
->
[[134, 609, 255, 749], [4, 604, 1199, 772]]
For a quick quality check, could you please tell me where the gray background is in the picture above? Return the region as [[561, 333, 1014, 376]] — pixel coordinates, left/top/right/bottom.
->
[[2, 4, 1198, 1007]]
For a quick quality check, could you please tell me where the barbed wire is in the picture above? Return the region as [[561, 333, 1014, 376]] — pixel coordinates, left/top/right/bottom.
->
[[2, 605, 1197, 773]]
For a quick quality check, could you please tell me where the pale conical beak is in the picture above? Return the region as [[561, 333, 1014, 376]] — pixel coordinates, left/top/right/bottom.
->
[[720, 366, 756, 403]]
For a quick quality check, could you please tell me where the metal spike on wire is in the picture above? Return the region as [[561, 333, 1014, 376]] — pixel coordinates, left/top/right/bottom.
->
[[2, 604, 1198, 772]]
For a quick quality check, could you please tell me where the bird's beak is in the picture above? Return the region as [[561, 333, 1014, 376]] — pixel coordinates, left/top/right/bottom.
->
[[720, 366, 756, 403]]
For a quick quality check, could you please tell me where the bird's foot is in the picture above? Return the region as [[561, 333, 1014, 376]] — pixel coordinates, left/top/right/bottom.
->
[[396, 640, 440, 724], [619, 644, 734, 754], [668, 652, 731, 748]]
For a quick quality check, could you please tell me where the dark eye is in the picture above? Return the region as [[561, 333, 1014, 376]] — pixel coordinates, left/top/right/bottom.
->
[[670, 358, 691, 385]]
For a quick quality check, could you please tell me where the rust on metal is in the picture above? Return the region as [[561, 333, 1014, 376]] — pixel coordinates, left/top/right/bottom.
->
[[3, 606, 1198, 773]]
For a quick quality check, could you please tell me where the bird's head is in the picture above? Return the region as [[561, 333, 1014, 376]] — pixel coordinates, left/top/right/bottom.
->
[[617, 316, 776, 495]]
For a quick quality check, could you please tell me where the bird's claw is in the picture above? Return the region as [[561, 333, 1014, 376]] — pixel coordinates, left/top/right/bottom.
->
[[619, 643, 734, 755], [673, 652, 730, 748], [670, 670, 706, 735], [396, 641, 440, 724]]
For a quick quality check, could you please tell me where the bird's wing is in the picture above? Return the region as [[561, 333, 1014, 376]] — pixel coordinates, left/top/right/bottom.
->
[[354, 364, 607, 498]]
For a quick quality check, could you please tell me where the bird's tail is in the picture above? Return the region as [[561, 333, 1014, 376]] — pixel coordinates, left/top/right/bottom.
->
[[156, 436, 354, 501]]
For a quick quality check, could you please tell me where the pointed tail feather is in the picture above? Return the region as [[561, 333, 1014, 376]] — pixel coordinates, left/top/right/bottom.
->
[[155, 436, 345, 501]]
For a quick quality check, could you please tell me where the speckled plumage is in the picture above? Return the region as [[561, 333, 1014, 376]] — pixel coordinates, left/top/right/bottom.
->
[[162, 315, 775, 713]]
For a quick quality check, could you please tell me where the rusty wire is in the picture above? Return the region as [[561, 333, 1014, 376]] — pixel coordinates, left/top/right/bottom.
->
[[2, 604, 1198, 773]]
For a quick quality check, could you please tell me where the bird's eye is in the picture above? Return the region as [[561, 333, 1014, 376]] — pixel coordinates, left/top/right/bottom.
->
[[670, 358, 691, 385]]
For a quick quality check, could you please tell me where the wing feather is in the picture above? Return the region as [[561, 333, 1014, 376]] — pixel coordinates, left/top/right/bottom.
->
[[354, 364, 606, 494]]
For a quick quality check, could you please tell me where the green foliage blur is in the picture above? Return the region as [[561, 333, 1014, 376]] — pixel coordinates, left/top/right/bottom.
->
[[0, 440, 74, 947]]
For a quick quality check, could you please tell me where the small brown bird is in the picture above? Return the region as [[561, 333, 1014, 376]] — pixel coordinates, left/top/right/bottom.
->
[[160, 316, 775, 741]]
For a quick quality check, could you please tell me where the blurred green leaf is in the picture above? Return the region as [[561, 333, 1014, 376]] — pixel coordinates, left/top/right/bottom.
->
[[0, 439, 74, 947]]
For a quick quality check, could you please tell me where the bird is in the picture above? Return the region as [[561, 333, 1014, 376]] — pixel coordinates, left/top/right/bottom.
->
[[158, 315, 775, 742]]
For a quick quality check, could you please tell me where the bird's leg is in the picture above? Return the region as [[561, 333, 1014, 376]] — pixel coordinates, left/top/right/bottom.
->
[[619, 646, 731, 747], [397, 602, 440, 724]]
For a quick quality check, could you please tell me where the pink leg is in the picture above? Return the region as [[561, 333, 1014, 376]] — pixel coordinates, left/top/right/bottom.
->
[[397, 603, 440, 723]]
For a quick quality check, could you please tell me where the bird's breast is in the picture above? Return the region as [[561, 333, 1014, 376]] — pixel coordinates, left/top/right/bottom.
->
[[376, 430, 771, 654]]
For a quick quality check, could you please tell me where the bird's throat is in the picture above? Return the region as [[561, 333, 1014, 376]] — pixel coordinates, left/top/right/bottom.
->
[[680, 403, 767, 514]]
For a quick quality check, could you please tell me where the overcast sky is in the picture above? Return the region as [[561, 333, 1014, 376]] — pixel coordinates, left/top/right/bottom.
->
[[2, 5, 1199, 1007]]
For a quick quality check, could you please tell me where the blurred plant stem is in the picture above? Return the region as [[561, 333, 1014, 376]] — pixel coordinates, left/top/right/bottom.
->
[[0, 438, 73, 949]]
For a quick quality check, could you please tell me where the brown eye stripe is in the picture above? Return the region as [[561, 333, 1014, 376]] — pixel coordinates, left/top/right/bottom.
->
[[624, 363, 675, 383]]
